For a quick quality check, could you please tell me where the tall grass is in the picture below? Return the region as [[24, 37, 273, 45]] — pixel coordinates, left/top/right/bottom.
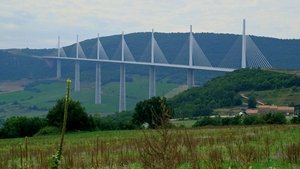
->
[[0, 125, 300, 168]]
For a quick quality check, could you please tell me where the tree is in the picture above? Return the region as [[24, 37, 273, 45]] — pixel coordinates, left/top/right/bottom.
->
[[47, 98, 93, 131], [262, 112, 286, 124], [248, 95, 257, 108], [1, 116, 46, 138], [132, 97, 173, 128]]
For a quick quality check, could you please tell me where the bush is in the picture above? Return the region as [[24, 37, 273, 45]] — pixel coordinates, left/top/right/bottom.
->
[[221, 116, 241, 125], [262, 112, 287, 124], [291, 116, 300, 124], [1, 116, 47, 138], [242, 115, 263, 125], [94, 111, 136, 130], [193, 116, 221, 127]]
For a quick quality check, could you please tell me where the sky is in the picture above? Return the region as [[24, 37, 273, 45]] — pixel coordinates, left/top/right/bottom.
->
[[0, 0, 299, 49]]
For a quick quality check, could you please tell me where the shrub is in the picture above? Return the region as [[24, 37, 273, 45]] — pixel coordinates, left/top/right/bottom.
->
[[242, 115, 265, 125], [291, 116, 300, 124], [1, 116, 47, 138], [193, 116, 221, 127], [93, 111, 135, 130], [220, 116, 242, 125], [262, 112, 287, 124]]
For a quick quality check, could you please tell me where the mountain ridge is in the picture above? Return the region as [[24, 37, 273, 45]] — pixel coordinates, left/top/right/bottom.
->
[[1, 32, 300, 83]]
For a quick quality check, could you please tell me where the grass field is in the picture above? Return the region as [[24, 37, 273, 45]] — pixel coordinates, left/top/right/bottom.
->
[[0, 125, 300, 168], [0, 75, 179, 118], [243, 87, 300, 106]]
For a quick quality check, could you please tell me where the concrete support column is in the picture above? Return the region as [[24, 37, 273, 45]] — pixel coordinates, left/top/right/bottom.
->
[[95, 63, 101, 104], [187, 69, 194, 88], [149, 29, 156, 98], [187, 25, 195, 88], [119, 31, 126, 112], [74, 35, 80, 92], [149, 66, 156, 98], [74, 61, 80, 92], [119, 64, 126, 112], [95, 33, 102, 104]]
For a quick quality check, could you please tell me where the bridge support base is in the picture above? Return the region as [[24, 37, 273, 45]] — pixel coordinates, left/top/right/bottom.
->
[[149, 66, 156, 98], [187, 69, 194, 88], [75, 61, 80, 92], [119, 64, 126, 112], [95, 63, 101, 104]]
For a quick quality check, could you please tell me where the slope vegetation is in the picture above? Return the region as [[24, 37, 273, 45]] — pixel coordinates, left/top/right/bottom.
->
[[169, 68, 300, 117]]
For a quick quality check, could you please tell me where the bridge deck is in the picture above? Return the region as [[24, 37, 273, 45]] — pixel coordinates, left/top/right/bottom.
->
[[40, 56, 235, 72]]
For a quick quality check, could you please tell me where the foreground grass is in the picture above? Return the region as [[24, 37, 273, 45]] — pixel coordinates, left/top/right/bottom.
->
[[0, 125, 300, 168]]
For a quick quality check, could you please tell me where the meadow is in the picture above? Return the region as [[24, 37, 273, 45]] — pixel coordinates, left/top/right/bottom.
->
[[0, 125, 300, 169], [0, 75, 178, 118]]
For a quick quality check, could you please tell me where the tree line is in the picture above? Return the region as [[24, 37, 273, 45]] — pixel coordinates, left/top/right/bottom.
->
[[0, 97, 172, 138]]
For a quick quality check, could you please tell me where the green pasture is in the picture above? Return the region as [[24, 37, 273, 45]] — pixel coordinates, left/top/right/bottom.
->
[[0, 75, 178, 118], [243, 87, 300, 106]]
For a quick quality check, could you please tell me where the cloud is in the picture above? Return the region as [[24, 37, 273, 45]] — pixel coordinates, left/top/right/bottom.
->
[[0, 0, 299, 48]]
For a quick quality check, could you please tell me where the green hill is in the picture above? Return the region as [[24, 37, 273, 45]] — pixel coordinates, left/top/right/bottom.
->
[[169, 68, 300, 117], [1, 32, 300, 82]]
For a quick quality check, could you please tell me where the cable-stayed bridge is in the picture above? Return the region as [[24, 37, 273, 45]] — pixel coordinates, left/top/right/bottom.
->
[[40, 19, 272, 112]]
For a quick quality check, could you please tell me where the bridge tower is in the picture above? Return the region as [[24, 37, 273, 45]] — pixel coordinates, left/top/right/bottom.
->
[[56, 36, 61, 79], [74, 35, 80, 92], [149, 29, 156, 98], [119, 32, 126, 112], [241, 19, 246, 68], [95, 33, 102, 104], [187, 25, 195, 88]]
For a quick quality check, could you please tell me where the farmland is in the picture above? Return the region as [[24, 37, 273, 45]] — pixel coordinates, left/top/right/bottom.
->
[[0, 75, 178, 118], [0, 125, 300, 169]]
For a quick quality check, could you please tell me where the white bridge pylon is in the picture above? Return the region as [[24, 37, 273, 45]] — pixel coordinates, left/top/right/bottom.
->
[[45, 21, 269, 112]]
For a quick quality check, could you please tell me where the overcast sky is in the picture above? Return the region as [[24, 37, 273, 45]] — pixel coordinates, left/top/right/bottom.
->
[[0, 0, 299, 49]]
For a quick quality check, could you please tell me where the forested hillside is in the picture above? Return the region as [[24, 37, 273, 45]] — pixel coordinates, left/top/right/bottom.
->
[[169, 68, 300, 117], [1, 32, 300, 82]]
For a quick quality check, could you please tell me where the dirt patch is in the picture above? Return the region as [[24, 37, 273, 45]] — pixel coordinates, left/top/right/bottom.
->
[[0, 79, 32, 93]]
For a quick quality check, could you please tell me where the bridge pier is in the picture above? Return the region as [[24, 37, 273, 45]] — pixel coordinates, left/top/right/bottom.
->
[[187, 25, 194, 88], [74, 61, 80, 92], [56, 60, 61, 79], [187, 69, 194, 88], [119, 64, 126, 112], [148, 29, 156, 98], [95, 63, 101, 104], [74, 35, 80, 92], [149, 66, 156, 98]]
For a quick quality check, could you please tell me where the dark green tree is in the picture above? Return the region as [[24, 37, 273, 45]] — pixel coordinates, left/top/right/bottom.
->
[[47, 98, 93, 131], [248, 95, 257, 108], [262, 112, 286, 124], [1, 116, 46, 138], [132, 97, 173, 128]]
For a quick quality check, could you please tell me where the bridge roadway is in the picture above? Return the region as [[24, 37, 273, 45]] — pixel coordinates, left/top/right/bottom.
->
[[40, 56, 235, 72]]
